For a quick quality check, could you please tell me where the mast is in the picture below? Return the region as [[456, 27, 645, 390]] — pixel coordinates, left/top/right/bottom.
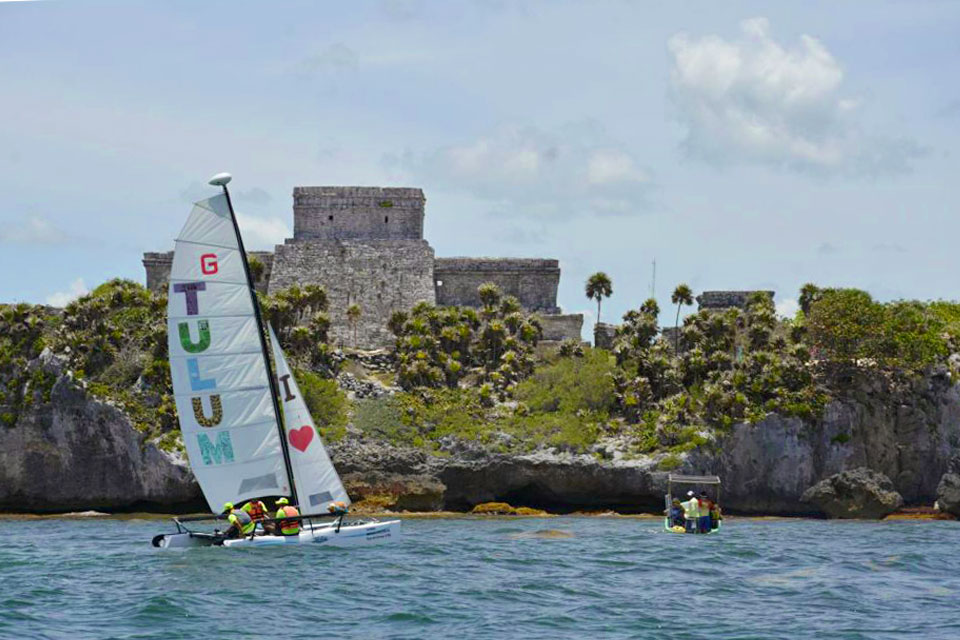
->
[[209, 172, 299, 506]]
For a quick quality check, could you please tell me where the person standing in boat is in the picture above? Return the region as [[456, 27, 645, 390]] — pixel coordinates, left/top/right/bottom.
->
[[221, 502, 255, 539], [275, 497, 301, 536], [698, 492, 713, 533], [681, 491, 700, 533]]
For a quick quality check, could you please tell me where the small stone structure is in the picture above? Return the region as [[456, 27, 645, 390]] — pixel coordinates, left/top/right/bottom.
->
[[540, 314, 584, 343], [697, 290, 775, 311], [292, 186, 424, 241], [145, 186, 582, 348], [594, 322, 618, 350]]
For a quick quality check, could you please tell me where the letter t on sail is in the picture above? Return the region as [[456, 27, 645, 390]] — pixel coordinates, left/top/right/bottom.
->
[[173, 282, 207, 316]]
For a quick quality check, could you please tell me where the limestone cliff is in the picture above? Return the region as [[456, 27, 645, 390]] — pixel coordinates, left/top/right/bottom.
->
[[0, 353, 202, 512], [331, 369, 960, 516], [3, 356, 960, 517]]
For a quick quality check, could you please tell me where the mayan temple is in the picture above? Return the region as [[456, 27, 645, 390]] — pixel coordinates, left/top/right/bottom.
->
[[144, 186, 583, 349]]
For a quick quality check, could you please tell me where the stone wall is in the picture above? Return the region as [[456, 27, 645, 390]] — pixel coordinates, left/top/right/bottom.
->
[[697, 290, 775, 311], [293, 186, 424, 241], [269, 240, 436, 349], [142, 250, 274, 294], [594, 322, 618, 350], [538, 313, 584, 343], [434, 258, 561, 313]]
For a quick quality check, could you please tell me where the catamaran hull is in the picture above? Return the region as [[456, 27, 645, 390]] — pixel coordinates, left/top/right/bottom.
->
[[224, 519, 400, 548], [154, 519, 400, 549]]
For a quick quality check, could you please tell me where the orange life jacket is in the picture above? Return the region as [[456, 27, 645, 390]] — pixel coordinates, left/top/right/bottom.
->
[[244, 500, 267, 521], [278, 505, 300, 535]]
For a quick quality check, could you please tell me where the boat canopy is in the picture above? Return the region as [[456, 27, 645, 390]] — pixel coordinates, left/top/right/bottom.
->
[[667, 474, 721, 485]]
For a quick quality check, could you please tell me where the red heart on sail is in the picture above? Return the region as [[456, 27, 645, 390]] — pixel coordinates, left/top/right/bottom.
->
[[288, 426, 314, 452]]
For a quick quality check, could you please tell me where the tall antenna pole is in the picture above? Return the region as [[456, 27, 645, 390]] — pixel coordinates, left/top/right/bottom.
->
[[209, 172, 299, 506]]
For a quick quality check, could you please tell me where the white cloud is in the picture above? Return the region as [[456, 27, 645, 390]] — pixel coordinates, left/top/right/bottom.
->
[[387, 123, 652, 219], [776, 297, 799, 319], [668, 17, 921, 175], [0, 215, 69, 245], [46, 278, 87, 307], [236, 213, 290, 249], [587, 150, 648, 185]]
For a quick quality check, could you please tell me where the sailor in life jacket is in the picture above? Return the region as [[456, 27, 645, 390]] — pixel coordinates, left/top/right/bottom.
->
[[241, 499, 274, 534], [274, 497, 301, 536], [222, 502, 255, 539]]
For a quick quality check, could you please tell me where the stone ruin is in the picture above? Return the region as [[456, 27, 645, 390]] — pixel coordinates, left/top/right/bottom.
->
[[144, 186, 583, 349], [696, 290, 775, 310]]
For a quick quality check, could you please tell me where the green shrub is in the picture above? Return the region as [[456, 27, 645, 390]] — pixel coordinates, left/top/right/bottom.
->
[[352, 396, 410, 444], [295, 368, 348, 442], [513, 348, 616, 415], [658, 453, 682, 470]]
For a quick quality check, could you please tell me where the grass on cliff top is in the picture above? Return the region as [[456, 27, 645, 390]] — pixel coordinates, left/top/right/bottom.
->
[[351, 348, 617, 453]]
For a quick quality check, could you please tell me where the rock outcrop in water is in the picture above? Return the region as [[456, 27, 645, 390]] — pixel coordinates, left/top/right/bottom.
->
[[936, 455, 960, 517], [799, 468, 903, 519], [0, 352, 202, 513]]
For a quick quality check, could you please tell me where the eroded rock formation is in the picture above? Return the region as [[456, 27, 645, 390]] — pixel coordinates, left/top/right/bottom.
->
[[799, 468, 904, 519]]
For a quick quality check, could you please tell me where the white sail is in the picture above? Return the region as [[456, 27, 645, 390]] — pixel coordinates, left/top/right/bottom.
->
[[268, 326, 350, 511], [167, 195, 289, 511]]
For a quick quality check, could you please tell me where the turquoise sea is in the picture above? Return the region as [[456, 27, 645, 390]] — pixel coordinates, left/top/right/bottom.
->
[[1, 515, 958, 639]]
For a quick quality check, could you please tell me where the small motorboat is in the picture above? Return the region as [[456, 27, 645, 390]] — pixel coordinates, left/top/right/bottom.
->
[[663, 473, 722, 534]]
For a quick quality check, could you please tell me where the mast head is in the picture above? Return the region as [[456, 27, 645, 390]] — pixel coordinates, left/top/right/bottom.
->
[[208, 172, 233, 187]]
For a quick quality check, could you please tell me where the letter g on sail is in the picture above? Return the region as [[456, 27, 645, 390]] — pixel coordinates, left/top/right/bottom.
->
[[201, 253, 219, 275]]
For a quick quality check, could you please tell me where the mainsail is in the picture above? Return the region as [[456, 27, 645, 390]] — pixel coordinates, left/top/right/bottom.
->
[[167, 195, 289, 510], [268, 326, 350, 511]]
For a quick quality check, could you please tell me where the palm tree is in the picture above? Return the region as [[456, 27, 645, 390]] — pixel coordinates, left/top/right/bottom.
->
[[585, 272, 613, 326], [346, 303, 362, 348], [798, 283, 820, 315], [671, 284, 694, 352]]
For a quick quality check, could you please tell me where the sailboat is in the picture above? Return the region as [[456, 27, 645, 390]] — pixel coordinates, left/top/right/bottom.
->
[[152, 173, 400, 549]]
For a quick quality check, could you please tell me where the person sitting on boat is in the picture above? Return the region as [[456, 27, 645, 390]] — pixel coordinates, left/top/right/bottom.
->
[[221, 502, 255, 539], [681, 491, 700, 533], [698, 491, 713, 533], [241, 499, 273, 534], [275, 497, 301, 536], [668, 499, 685, 528]]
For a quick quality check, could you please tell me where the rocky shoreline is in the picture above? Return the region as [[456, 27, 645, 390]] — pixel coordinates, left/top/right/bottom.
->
[[2, 352, 959, 520]]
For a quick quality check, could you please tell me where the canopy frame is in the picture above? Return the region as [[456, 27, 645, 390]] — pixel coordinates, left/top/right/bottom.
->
[[665, 474, 722, 514]]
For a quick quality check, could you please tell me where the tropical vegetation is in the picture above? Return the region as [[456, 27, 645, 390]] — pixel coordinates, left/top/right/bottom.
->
[[4, 275, 960, 460]]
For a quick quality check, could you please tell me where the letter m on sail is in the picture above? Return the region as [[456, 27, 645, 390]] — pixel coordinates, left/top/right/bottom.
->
[[197, 432, 235, 465]]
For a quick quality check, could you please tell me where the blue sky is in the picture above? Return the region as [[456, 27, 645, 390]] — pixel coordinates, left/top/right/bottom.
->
[[1, 1, 958, 336]]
